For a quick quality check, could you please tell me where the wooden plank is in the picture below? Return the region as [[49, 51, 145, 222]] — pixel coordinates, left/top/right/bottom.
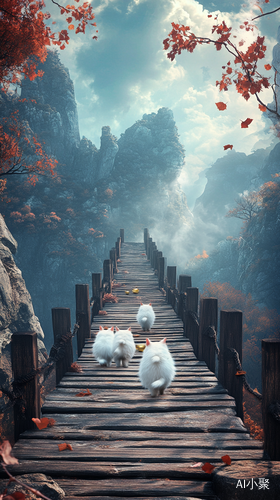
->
[[12, 440, 262, 462], [41, 399, 237, 414], [19, 429, 254, 443], [53, 478, 218, 498], [38, 410, 248, 433]]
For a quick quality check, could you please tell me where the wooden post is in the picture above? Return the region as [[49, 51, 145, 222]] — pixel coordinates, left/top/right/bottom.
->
[[116, 237, 121, 258], [147, 237, 152, 260], [92, 273, 102, 317], [76, 284, 91, 358], [152, 249, 158, 270], [158, 256, 165, 288], [198, 298, 218, 374], [184, 288, 199, 355], [151, 243, 157, 265], [144, 228, 149, 251], [120, 229, 124, 243], [262, 339, 280, 460], [12, 332, 40, 442], [218, 310, 243, 419], [52, 307, 73, 385], [110, 248, 117, 274], [178, 275, 192, 291], [103, 259, 112, 293], [178, 275, 192, 319], [155, 251, 162, 273], [167, 266, 176, 288], [167, 267, 176, 308], [151, 244, 157, 268]]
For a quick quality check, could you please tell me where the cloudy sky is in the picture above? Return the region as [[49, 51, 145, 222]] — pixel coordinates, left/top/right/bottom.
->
[[48, 0, 280, 206]]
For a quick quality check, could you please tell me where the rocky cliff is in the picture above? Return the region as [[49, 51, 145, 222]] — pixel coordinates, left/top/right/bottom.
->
[[0, 215, 48, 443]]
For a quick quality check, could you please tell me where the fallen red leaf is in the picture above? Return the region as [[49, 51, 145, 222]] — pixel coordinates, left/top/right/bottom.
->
[[236, 370, 246, 376], [241, 118, 253, 128], [223, 144, 233, 150], [0, 440, 18, 465], [221, 454, 232, 465], [215, 101, 227, 111], [32, 417, 55, 430], [264, 64, 272, 70], [75, 388, 92, 397], [58, 443, 73, 451], [202, 462, 215, 474], [70, 362, 83, 372]]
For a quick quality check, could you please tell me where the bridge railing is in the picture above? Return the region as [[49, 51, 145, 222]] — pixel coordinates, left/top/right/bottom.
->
[[144, 228, 280, 461], [8, 229, 124, 443]]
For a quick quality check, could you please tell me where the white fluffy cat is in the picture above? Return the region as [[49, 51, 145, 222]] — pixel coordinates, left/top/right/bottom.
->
[[138, 338, 175, 397], [113, 327, 136, 368], [92, 326, 114, 367], [136, 303, 155, 331]]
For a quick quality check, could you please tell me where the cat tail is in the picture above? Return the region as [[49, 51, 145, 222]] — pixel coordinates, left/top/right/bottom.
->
[[152, 355, 160, 363], [98, 358, 108, 366], [114, 344, 125, 356], [151, 377, 165, 389]]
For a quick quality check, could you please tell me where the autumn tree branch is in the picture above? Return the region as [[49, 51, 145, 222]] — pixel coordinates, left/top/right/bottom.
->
[[252, 6, 280, 21]]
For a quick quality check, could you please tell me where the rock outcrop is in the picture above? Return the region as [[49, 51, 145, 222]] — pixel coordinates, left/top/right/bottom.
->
[[20, 50, 80, 170], [0, 215, 48, 443]]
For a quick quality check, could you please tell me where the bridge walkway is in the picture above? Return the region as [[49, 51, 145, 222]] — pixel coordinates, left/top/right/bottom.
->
[[11, 242, 263, 499]]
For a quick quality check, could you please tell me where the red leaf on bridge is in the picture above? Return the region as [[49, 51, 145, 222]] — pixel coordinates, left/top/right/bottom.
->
[[58, 443, 73, 451], [221, 454, 232, 465], [32, 417, 55, 430], [202, 462, 215, 474], [75, 388, 92, 397]]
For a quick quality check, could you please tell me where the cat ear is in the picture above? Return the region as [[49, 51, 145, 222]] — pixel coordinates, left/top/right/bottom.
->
[[115, 327, 119, 331], [128, 327, 131, 331], [149, 303, 152, 306], [160, 338, 167, 344], [99, 326, 103, 330], [140, 302, 143, 306], [110, 327, 114, 331], [146, 338, 151, 346]]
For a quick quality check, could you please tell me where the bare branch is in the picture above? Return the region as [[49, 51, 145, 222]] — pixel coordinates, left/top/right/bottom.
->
[[252, 7, 280, 21]]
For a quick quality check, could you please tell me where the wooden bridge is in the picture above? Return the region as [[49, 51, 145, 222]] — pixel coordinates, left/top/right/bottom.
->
[[5, 233, 277, 500]]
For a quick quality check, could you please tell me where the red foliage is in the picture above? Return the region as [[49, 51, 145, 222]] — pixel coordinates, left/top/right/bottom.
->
[[0, 0, 97, 90], [243, 389, 264, 441], [0, 110, 57, 194], [163, 6, 279, 127]]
